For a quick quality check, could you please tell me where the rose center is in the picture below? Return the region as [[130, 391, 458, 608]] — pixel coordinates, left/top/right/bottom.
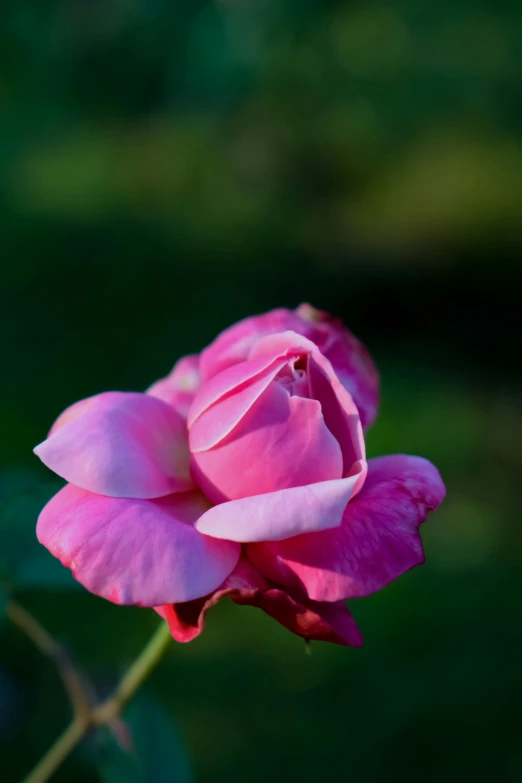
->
[[275, 358, 310, 398]]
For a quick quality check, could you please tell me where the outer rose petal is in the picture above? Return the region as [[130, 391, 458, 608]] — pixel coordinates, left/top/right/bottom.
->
[[156, 558, 363, 647], [199, 304, 379, 429], [37, 485, 240, 606], [34, 392, 192, 499], [147, 355, 200, 419], [247, 455, 446, 602], [48, 395, 98, 436], [194, 470, 365, 542]]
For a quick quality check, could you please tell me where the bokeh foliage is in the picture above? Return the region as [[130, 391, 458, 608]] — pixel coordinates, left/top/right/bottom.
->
[[0, 1, 521, 782]]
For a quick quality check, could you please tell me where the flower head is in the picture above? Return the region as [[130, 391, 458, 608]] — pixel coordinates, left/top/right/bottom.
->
[[35, 305, 445, 646]]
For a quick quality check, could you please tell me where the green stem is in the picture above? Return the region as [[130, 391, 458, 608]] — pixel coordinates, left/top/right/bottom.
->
[[93, 621, 172, 725], [21, 720, 87, 783], [20, 620, 172, 783]]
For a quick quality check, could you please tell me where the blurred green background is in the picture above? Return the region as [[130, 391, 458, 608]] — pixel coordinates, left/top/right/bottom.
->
[[1, 1, 521, 781]]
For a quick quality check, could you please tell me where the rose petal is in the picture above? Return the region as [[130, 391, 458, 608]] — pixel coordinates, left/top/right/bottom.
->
[[156, 558, 362, 646], [295, 304, 380, 429], [190, 390, 343, 503], [188, 354, 286, 437], [248, 330, 366, 486], [199, 304, 379, 429], [307, 352, 365, 484], [147, 354, 201, 418], [35, 392, 192, 499], [194, 470, 365, 542], [247, 455, 446, 601], [198, 309, 300, 381], [246, 328, 318, 364], [37, 484, 240, 606], [48, 395, 98, 436]]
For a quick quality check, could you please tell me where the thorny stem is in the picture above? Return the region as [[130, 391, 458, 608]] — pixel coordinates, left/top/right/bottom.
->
[[11, 608, 173, 783]]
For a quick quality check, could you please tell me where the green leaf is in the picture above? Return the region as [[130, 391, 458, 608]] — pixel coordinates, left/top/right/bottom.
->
[[99, 693, 193, 783], [0, 470, 79, 590]]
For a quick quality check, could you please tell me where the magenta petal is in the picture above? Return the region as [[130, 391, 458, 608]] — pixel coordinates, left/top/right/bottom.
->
[[247, 455, 446, 601], [157, 558, 363, 647], [147, 354, 201, 419], [34, 392, 192, 499], [195, 471, 365, 542], [37, 485, 240, 606]]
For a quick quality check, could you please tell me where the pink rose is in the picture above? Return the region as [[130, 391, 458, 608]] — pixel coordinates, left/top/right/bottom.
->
[[34, 305, 445, 647]]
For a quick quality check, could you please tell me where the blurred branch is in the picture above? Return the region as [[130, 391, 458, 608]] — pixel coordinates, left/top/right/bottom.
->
[[19, 618, 172, 783], [7, 600, 92, 722], [20, 719, 87, 783]]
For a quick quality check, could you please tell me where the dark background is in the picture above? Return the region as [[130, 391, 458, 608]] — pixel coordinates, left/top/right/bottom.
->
[[1, 1, 521, 781]]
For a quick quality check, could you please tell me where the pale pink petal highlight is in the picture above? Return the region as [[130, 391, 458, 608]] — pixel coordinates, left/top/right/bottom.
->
[[35, 392, 193, 499], [195, 470, 366, 542], [48, 395, 99, 436]]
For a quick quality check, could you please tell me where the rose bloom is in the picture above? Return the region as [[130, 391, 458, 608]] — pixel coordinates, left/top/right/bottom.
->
[[35, 305, 445, 647]]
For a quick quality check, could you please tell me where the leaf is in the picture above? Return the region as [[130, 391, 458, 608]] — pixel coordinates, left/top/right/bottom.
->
[[0, 470, 79, 590], [99, 693, 193, 783]]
